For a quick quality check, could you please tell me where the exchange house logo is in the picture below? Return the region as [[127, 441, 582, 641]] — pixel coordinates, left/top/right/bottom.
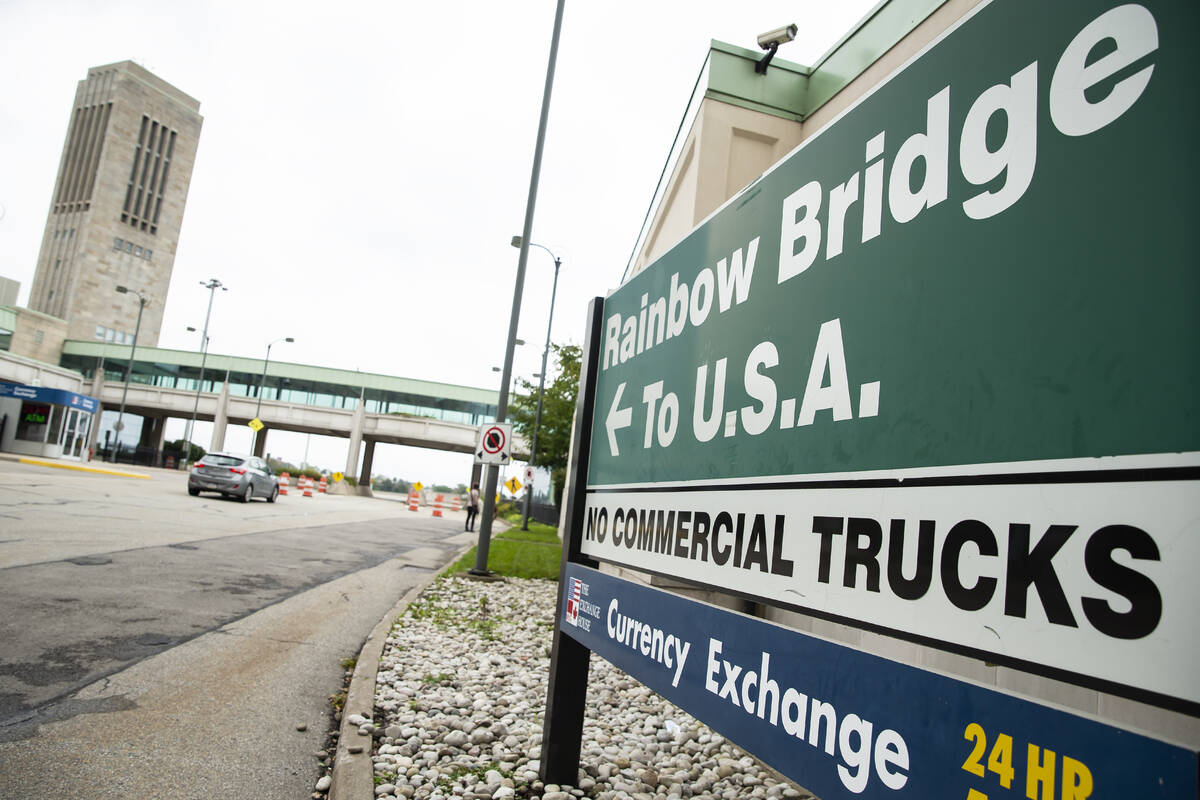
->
[[564, 577, 602, 632], [566, 578, 582, 626]]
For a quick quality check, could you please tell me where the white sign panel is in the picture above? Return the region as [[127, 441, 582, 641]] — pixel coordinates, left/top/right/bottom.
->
[[474, 423, 512, 465], [580, 471, 1200, 710]]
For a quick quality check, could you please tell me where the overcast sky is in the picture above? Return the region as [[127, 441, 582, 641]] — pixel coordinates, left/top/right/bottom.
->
[[0, 0, 877, 487]]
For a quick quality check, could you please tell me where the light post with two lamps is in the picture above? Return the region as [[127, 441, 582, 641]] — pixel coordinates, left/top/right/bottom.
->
[[184, 279, 226, 463], [252, 336, 293, 454], [510, 235, 562, 531], [112, 285, 147, 462]]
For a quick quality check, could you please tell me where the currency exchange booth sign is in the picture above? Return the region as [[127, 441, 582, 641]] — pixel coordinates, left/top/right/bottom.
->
[[581, 0, 1200, 715], [560, 564, 1198, 800]]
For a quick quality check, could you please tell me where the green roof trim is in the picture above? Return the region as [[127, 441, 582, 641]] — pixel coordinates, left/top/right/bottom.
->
[[60, 340, 500, 406], [804, 0, 949, 115], [705, 41, 809, 121], [706, 0, 949, 122]]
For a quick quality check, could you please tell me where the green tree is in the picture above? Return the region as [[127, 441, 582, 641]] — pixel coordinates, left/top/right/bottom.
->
[[510, 343, 580, 504], [167, 438, 205, 463], [371, 476, 411, 494]]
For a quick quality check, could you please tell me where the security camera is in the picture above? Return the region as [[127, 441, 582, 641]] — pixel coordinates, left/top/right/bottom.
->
[[757, 24, 797, 50]]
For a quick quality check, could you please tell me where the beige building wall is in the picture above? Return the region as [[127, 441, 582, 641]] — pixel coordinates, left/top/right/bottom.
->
[[0, 277, 18, 307], [638, 101, 805, 271], [618, 0, 1198, 750], [7, 307, 70, 365], [27, 61, 203, 349]]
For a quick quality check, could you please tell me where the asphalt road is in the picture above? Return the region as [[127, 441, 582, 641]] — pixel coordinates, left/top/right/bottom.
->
[[0, 458, 474, 798]]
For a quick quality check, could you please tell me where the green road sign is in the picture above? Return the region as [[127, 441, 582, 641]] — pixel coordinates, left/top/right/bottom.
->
[[588, 0, 1199, 488], [579, 0, 1200, 713]]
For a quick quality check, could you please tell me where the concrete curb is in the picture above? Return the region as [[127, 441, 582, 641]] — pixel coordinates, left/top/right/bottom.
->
[[14, 456, 151, 479], [327, 575, 437, 800], [327, 522, 514, 800]]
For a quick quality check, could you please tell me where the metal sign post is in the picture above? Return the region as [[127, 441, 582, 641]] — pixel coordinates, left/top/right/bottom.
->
[[472, 0, 566, 577], [540, 299, 603, 785]]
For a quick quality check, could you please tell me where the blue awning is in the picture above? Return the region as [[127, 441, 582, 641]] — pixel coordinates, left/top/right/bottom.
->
[[0, 382, 99, 414]]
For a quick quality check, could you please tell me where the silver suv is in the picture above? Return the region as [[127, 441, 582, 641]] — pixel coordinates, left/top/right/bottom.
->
[[187, 452, 280, 502]]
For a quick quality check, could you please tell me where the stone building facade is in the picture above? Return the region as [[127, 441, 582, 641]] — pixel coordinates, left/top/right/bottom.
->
[[26, 60, 202, 349]]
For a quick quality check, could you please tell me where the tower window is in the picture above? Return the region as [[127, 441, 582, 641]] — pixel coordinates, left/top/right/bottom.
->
[[122, 115, 177, 236]]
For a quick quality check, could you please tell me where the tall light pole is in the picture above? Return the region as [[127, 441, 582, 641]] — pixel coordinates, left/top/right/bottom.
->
[[511, 235, 562, 530], [112, 285, 147, 463], [252, 336, 293, 453], [184, 279, 226, 462], [470, 0, 566, 576]]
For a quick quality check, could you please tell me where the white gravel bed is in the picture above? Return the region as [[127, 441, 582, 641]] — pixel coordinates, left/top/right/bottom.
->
[[354, 575, 815, 800]]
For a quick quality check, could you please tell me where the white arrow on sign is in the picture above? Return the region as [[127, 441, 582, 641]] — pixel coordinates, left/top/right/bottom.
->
[[606, 382, 632, 457]]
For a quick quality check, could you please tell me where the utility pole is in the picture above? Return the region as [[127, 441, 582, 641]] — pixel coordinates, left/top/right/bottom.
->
[[470, 0, 566, 574], [184, 279, 225, 461]]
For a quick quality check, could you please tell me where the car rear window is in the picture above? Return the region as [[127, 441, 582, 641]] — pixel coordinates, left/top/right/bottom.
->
[[202, 454, 244, 467]]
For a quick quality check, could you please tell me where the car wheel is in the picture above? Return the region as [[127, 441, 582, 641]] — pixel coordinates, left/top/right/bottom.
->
[[267, 484, 279, 503], [241, 483, 254, 503], [188, 487, 200, 496]]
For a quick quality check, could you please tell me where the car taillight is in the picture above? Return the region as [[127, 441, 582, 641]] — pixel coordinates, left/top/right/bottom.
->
[[194, 462, 207, 469], [230, 467, 247, 475]]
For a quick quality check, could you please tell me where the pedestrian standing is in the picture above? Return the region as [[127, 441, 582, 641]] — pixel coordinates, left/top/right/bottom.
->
[[465, 483, 480, 531]]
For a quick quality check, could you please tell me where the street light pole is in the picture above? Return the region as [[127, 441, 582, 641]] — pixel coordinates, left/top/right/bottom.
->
[[470, 0, 565, 576], [252, 336, 293, 454], [113, 285, 147, 463], [184, 279, 225, 462], [511, 236, 562, 530]]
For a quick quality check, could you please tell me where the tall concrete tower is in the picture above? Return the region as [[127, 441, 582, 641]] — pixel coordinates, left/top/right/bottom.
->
[[27, 61, 202, 347]]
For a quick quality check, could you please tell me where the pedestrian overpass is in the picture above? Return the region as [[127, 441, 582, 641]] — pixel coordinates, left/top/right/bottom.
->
[[57, 341, 514, 485]]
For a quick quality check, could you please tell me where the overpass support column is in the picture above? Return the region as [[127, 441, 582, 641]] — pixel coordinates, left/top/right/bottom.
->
[[87, 369, 106, 456], [153, 417, 168, 451], [138, 415, 169, 464], [253, 428, 267, 458], [358, 439, 375, 488], [344, 403, 365, 479], [210, 382, 230, 452]]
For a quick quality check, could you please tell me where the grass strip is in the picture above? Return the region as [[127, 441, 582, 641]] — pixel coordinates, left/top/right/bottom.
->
[[445, 517, 562, 580]]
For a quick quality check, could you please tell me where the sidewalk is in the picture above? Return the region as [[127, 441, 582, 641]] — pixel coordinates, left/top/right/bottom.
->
[[0, 451, 153, 479]]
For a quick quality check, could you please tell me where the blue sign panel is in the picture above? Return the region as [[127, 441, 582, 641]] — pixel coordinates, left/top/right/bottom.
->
[[0, 382, 98, 414], [560, 564, 1197, 800]]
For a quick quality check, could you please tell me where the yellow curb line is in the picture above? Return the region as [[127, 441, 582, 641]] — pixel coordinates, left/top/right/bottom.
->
[[18, 458, 152, 479]]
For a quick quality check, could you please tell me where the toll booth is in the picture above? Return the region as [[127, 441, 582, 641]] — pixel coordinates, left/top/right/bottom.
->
[[0, 382, 98, 460]]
